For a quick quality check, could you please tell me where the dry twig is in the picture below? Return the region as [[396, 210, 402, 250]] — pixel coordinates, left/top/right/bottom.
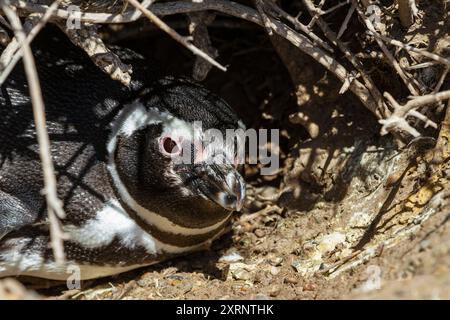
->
[[368, 31, 450, 67], [0, 0, 60, 85], [126, 0, 226, 72], [1, 2, 66, 263], [57, 21, 133, 86], [302, 0, 387, 117], [266, 1, 334, 52], [380, 90, 450, 137], [337, 3, 355, 39], [397, 0, 420, 28], [254, 0, 274, 36], [353, 0, 420, 96], [188, 11, 218, 81]]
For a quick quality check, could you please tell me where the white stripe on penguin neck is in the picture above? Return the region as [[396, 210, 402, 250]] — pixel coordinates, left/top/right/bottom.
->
[[107, 101, 230, 236]]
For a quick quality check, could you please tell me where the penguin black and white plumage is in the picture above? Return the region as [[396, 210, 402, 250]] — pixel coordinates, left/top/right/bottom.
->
[[0, 28, 246, 280]]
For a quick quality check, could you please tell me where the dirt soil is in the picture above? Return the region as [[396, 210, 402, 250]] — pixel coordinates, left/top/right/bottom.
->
[[0, 0, 449, 300]]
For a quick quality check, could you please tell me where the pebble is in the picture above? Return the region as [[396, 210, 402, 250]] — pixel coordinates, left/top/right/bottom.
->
[[419, 239, 431, 251], [270, 266, 280, 276], [269, 285, 281, 297], [232, 269, 252, 281], [284, 277, 298, 284], [268, 256, 283, 266], [303, 282, 317, 291], [166, 274, 185, 281], [219, 252, 244, 263], [136, 278, 153, 287], [253, 272, 264, 284], [254, 229, 266, 238]]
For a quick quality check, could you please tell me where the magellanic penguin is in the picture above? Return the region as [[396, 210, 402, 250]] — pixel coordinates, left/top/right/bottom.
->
[[0, 28, 246, 280]]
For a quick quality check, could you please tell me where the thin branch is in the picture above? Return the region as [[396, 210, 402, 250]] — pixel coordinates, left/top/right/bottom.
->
[[353, 0, 420, 96], [126, 0, 226, 72], [125, 0, 154, 21], [2, 2, 66, 263], [402, 90, 450, 112], [380, 90, 450, 136], [397, 0, 420, 28], [307, 0, 326, 28], [266, 1, 334, 52], [188, 11, 218, 81], [433, 67, 449, 94], [405, 61, 437, 70], [6, 0, 274, 25], [368, 30, 450, 67], [0, 0, 60, 85], [254, 0, 274, 36], [57, 21, 133, 86], [302, 0, 387, 117], [337, 3, 355, 39]]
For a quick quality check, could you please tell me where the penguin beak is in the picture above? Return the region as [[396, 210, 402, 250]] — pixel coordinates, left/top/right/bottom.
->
[[195, 164, 246, 212]]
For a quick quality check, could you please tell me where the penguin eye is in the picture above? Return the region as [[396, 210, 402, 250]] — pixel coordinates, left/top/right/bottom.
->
[[161, 136, 181, 155]]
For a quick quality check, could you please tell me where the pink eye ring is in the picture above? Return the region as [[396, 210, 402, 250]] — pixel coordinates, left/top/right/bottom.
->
[[160, 136, 182, 156]]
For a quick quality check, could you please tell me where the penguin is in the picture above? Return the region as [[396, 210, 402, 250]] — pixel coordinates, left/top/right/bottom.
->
[[0, 28, 246, 280]]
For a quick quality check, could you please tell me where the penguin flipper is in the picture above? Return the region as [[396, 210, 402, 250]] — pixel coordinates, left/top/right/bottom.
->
[[0, 190, 38, 240]]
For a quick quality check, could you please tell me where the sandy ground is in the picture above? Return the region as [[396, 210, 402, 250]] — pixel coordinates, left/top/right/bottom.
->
[[0, 0, 449, 300], [62, 147, 449, 300], [3, 130, 447, 300]]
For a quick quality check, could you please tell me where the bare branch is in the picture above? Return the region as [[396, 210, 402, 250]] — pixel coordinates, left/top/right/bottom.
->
[[188, 11, 218, 81], [266, 1, 334, 52], [337, 3, 355, 39], [126, 0, 226, 72], [368, 31, 450, 67], [254, 0, 274, 36], [433, 67, 449, 94], [2, 2, 66, 263], [302, 0, 387, 117], [57, 21, 133, 86], [402, 90, 450, 112], [397, 0, 420, 28], [380, 90, 450, 137], [0, 0, 60, 86], [353, 0, 420, 96]]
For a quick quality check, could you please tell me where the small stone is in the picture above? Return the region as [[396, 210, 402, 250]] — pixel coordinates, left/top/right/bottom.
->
[[166, 274, 185, 281], [303, 282, 317, 291], [253, 272, 263, 284], [268, 256, 283, 266], [254, 229, 266, 238], [269, 285, 281, 297], [419, 239, 431, 251], [136, 279, 148, 287], [219, 252, 244, 263], [284, 277, 298, 284], [254, 293, 271, 300], [270, 266, 280, 276], [232, 269, 252, 281], [291, 260, 303, 273]]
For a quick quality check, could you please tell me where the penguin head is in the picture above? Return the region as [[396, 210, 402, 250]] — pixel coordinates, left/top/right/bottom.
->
[[108, 77, 246, 227]]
